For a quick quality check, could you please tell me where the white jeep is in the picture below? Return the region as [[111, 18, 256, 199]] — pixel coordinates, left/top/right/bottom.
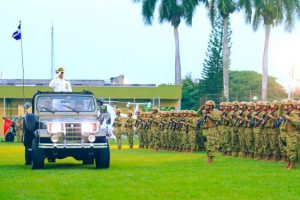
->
[[23, 91, 110, 169]]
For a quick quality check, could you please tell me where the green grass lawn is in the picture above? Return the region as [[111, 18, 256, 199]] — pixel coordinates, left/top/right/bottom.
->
[[0, 141, 300, 200]]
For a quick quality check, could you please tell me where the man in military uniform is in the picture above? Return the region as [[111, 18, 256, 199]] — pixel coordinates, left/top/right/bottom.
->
[[151, 107, 161, 150], [281, 99, 300, 169], [15, 118, 23, 143], [267, 100, 281, 161], [125, 111, 135, 148], [201, 100, 221, 163], [231, 101, 240, 157], [218, 102, 227, 155], [96, 98, 111, 126], [244, 102, 255, 158], [261, 101, 272, 160], [253, 101, 264, 160], [135, 110, 144, 148], [113, 109, 123, 149], [49, 67, 72, 92]]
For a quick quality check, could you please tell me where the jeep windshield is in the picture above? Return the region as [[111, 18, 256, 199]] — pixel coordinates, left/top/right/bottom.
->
[[37, 95, 96, 112]]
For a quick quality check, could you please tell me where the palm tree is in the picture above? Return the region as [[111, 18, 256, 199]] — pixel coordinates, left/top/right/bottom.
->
[[245, 0, 298, 100], [207, 0, 236, 102], [133, 0, 199, 85]]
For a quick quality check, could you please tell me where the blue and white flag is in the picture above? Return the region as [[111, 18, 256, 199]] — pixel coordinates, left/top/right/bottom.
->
[[12, 24, 21, 40]]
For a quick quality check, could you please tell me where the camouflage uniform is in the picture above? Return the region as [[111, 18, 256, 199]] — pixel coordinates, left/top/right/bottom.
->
[[136, 112, 144, 148], [201, 100, 221, 163], [125, 112, 135, 148], [151, 108, 160, 150], [281, 99, 300, 169], [113, 110, 123, 149], [15, 119, 23, 143]]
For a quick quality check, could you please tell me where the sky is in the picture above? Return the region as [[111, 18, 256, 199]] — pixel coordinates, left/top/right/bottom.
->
[[1, 0, 300, 88]]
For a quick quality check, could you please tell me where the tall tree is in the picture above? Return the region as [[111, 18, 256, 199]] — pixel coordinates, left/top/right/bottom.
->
[[243, 0, 298, 100], [201, 13, 231, 104], [207, 0, 236, 102], [182, 74, 200, 110], [133, 0, 199, 85]]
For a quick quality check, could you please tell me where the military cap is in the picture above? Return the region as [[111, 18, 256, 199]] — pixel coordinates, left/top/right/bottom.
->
[[56, 67, 64, 73]]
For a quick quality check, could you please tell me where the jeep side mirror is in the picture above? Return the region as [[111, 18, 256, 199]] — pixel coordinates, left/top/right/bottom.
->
[[23, 102, 32, 110]]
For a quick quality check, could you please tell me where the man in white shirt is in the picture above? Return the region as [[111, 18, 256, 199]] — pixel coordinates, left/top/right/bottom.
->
[[49, 67, 72, 92]]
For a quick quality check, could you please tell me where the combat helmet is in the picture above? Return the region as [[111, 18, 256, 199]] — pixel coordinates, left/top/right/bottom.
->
[[205, 100, 215, 107], [232, 101, 240, 106]]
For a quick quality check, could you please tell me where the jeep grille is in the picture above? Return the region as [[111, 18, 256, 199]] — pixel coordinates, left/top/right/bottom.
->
[[65, 123, 82, 143]]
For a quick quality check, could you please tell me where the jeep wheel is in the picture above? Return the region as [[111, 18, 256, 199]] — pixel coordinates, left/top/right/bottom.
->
[[25, 146, 32, 165], [95, 144, 110, 169], [31, 138, 44, 169], [5, 132, 14, 142]]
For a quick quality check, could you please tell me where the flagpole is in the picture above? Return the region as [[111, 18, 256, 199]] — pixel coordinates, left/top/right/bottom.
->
[[19, 21, 25, 104]]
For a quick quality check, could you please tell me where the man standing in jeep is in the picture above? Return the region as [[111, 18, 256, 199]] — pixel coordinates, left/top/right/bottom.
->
[[49, 67, 72, 92]]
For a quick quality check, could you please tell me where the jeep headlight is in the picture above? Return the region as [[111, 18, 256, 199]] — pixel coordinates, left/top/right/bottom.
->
[[82, 123, 98, 133], [48, 123, 64, 134], [88, 135, 96, 143], [51, 134, 60, 143]]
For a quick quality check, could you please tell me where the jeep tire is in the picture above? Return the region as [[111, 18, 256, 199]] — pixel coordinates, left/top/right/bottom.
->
[[31, 138, 44, 169], [25, 146, 32, 165], [5, 132, 14, 142], [22, 123, 34, 147], [95, 144, 110, 169]]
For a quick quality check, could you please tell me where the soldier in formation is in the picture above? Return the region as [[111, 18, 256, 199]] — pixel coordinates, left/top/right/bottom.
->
[[113, 99, 300, 169]]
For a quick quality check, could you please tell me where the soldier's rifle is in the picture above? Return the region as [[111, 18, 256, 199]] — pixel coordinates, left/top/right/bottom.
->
[[196, 114, 208, 130], [261, 110, 276, 128], [273, 108, 294, 129], [233, 110, 246, 127], [134, 119, 140, 128]]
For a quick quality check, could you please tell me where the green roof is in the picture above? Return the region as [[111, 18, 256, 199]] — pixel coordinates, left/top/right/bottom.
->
[[0, 85, 181, 99]]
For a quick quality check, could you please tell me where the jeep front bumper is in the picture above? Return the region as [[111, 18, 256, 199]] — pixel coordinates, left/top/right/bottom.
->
[[38, 143, 108, 149]]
